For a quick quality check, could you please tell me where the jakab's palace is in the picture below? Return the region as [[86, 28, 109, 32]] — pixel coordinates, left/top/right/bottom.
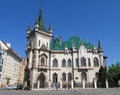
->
[[25, 8, 107, 90]]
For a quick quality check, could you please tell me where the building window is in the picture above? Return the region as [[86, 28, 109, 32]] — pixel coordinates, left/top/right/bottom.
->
[[53, 58, 58, 67], [68, 59, 72, 67], [26, 58, 29, 68], [46, 42, 48, 48], [88, 58, 91, 67], [95, 72, 99, 80], [0, 53, 2, 59], [41, 57, 45, 66], [94, 57, 99, 67], [62, 73, 66, 82], [68, 73, 72, 82], [0, 65, 2, 72], [53, 73, 58, 83], [76, 58, 79, 67], [81, 72, 87, 81], [81, 57, 86, 66], [39, 40, 40, 46], [62, 59, 66, 67]]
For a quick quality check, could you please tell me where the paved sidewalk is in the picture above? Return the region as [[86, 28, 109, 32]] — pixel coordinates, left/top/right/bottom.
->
[[0, 88, 120, 95]]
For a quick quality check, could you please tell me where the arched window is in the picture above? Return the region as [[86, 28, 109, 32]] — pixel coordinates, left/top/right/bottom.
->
[[68, 73, 72, 82], [81, 57, 86, 66], [88, 58, 91, 67], [76, 58, 79, 67], [41, 57, 45, 66], [95, 72, 99, 80], [53, 58, 58, 67], [68, 59, 72, 67], [94, 57, 99, 67], [53, 73, 58, 83], [62, 59, 66, 67], [81, 72, 87, 81], [62, 73, 66, 82]]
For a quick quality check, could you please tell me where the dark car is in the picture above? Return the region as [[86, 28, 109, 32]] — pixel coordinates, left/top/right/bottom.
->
[[24, 86, 30, 90], [16, 84, 23, 90]]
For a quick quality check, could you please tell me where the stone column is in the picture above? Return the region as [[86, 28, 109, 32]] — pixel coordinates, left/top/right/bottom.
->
[[48, 81, 51, 90], [71, 79, 74, 89], [60, 80, 62, 89], [37, 80, 40, 89], [106, 79, 109, 88], [83, 79, 85, 88], [94, 78, 97, 88]]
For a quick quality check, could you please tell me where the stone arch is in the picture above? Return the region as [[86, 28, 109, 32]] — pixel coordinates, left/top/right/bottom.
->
[[37, 73, 46, 88]]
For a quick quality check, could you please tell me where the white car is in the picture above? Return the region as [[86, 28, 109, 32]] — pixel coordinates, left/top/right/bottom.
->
[[6, 85, 17, 90]]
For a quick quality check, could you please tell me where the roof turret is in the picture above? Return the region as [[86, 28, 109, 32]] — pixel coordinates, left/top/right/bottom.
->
[[26, 24, 31, 37]]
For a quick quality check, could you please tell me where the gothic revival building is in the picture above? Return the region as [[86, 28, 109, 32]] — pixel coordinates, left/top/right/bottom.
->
[[25, 8, 107, 89]]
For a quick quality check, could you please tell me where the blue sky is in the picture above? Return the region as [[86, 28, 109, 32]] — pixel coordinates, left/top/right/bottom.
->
[[0, 0, 120, 66]]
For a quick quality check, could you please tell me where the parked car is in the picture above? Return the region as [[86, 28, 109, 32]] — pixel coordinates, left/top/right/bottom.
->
[[6, 85, 17, 90], [24, 86, 30, 90], [15, 84, 23, 90]]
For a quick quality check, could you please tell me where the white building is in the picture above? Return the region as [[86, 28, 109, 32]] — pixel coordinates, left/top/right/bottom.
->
[[25, 8, 107, 89], [0, 40, 23, 88]]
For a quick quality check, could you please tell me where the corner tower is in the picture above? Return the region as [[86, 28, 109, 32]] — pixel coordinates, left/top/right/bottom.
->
[[25, 7, 53, 89]]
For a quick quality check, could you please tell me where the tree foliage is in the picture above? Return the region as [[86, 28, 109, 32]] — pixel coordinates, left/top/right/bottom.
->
[[107, 62, 120, 85], [98, 66, 107, 87]]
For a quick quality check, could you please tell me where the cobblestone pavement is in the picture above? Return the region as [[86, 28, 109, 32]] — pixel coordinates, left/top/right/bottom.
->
[[0, 88, 120, 95]]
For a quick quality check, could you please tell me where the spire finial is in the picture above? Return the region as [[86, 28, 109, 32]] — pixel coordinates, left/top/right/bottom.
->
[[98, 40, 101, 49], [40, 6, 42, 16]]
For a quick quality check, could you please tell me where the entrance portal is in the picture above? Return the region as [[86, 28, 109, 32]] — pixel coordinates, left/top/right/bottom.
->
[[39, 73, 45, 88]]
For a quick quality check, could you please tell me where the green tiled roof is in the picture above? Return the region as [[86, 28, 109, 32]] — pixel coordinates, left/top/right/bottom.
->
[[50, 36, 94, 50], [38, 8, 46, 31]]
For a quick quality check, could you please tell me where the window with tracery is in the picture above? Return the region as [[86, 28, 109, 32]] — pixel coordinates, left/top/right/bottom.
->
[[81, 57, 86, 66], [53, 58, 58, 67], [62, 59, 66, 67]]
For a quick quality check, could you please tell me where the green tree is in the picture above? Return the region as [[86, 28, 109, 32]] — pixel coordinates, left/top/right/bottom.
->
[[107, 62, 120, 87], [98, 66, 107, 88]]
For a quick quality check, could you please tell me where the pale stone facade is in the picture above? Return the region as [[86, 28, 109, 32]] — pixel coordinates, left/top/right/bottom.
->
[[25, 8, 107, 89], [0, 40, 23, 88], [18, 59, 25, 85]]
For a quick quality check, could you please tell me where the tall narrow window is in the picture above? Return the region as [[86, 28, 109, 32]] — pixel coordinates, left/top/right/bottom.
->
[[81, 57, 86, 66], [62, 73, 66, 82], [46, 42, 48, 48], [39, 40, 40, 46], [95, 72, 99, 80], [41, 57, 45, 66], [53, 58, 58, 67], [68, 59, 72, 67], [81, 72, 87, 81], [53, 73, 58, 83], [76, 58, 79, 67], [94, 57, 99, 67], [68, 73, 72, 82], [62, 59, 66, 67], [88, 58, 91, 67], [0, 65, 2, 72]]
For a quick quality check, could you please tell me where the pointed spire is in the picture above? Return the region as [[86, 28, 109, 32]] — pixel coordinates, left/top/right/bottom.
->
[[98, 40, 101, 49], [38, 7, 46, 31], [49, 23, 53, 34], [34, 16, 39, 29]]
